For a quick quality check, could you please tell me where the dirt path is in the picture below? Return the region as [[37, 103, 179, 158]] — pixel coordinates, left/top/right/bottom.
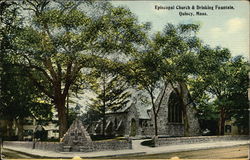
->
[[2, 148, 35, 159], [103, 145, 249, 159], [132, 139, 151, 151], [3, 140, 249, 159]]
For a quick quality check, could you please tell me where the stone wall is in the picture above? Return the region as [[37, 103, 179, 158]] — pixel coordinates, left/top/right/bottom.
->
[[93, 139, 132, 151], [125, 103, 141, 136], [141, 83, 198, 137], [63, 139, 132, 152], [153, 135, 249, 146], [4, 139, 132, 152], [4, 141, 34, 149], [3, 141, 61, 152], [35, 142, 61, 152]]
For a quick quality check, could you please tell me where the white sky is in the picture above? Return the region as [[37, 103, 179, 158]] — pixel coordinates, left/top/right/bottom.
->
[[112, 1, 249, 60]]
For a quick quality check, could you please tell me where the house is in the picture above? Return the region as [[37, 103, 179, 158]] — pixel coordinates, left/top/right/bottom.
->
[[20, 117, 59, 141], [224, 118, 245, 135], [0, 117, 59, 141], [91, 83, 200, 137]]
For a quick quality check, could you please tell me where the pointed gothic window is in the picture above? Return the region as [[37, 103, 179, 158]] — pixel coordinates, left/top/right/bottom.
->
[[168, 91, 182, 123]]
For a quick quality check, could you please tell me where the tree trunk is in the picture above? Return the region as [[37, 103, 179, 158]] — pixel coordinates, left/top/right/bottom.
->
[[66, 93, 69, 128], [177, 92, 189, 136], [174, 82, 190, 136], [17, 118, 24, 141], [102, 75, 106, 137], [56, 98, 67, 139], [6, 120, 13, 137], [154, 113, 158, 136], [102, 112, 106, 137], [150, 91, 158, 137], [219, 107, 225, 135]]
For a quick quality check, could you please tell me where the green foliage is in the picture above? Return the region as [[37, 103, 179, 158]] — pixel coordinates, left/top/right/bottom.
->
[[153, 23, 201, 82], [225, 57, 249, 129], [7, 0, 148, 137], [0, 56, 53, 122], [82, 108, 102, 125], [190, 46, 249, 134], [0, 1, 21, 52], [89, 72, 131, 113], [125, 23, 202, 136], [67, 107, 80, 127]]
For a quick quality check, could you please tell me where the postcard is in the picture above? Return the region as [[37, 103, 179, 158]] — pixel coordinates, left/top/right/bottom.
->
[[0, 0, 249, 159]]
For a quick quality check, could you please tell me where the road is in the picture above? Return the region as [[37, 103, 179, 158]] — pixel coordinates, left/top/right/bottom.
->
[[3, 139, 250, 159]]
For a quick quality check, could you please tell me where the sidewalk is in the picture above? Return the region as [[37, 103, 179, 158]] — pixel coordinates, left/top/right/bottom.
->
[[4, 140, 250, 158]]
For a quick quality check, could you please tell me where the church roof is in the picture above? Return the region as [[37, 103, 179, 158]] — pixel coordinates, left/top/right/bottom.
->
[[136, 104, 151, 119], [107, 82, 175, 120], [106, 87, 163, 119]]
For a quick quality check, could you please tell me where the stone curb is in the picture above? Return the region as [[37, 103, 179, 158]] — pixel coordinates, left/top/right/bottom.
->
[[84, 152, 147, 158]]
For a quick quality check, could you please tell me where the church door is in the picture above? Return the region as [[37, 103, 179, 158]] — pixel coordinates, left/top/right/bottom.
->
[[130, 118, 137, 137]]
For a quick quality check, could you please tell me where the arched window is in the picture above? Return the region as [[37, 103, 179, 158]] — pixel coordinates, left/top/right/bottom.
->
[[168, 91, 182, 123]]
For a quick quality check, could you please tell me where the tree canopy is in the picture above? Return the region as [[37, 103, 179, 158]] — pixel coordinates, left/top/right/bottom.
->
[[6, 0, 148, 138]]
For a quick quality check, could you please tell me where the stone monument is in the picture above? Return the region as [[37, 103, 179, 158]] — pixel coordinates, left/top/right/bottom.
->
[[61, 119, 92, 152]]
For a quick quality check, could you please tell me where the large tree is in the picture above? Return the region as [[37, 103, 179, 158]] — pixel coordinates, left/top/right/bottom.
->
[[226, 56, 249, 134], [126, 23, 201, 136], [13, 1, 147, 138], [89, 70, 131, 136], [155, 23, 201, 136], [1, 54, 53, 140], [191, 48, 249, 135], [0, 1, 52, 139], [126, 51, 166, 136]]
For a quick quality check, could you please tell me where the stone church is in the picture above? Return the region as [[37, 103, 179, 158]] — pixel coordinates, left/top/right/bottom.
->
[[90, 83, 200, 137]]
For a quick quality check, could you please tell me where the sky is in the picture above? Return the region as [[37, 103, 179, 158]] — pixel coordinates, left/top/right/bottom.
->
[[112, 1, 249, 60]]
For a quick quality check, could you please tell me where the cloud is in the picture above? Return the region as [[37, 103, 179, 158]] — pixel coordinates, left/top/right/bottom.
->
[[227, 18, 247, 33], [209, 27, 223, 39], [208, 17, 247, 39]]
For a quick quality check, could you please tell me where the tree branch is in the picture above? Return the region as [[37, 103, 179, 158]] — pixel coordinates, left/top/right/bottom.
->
[[43, 57, 58, 82], [22, 54, 53, 83], [26, 70, 54, 99], [156, 82, 168, 115]]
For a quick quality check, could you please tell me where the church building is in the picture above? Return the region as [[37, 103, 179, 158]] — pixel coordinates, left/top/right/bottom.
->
[[90, 83, 200, 137]]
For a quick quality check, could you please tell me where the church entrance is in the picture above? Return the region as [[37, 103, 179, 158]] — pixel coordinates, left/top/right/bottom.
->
[[130, 118, 137, 137]]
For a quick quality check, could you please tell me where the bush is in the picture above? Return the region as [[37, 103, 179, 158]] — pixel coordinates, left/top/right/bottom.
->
[[90, 135, 124, 141], [141, 140, 155, 147]]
